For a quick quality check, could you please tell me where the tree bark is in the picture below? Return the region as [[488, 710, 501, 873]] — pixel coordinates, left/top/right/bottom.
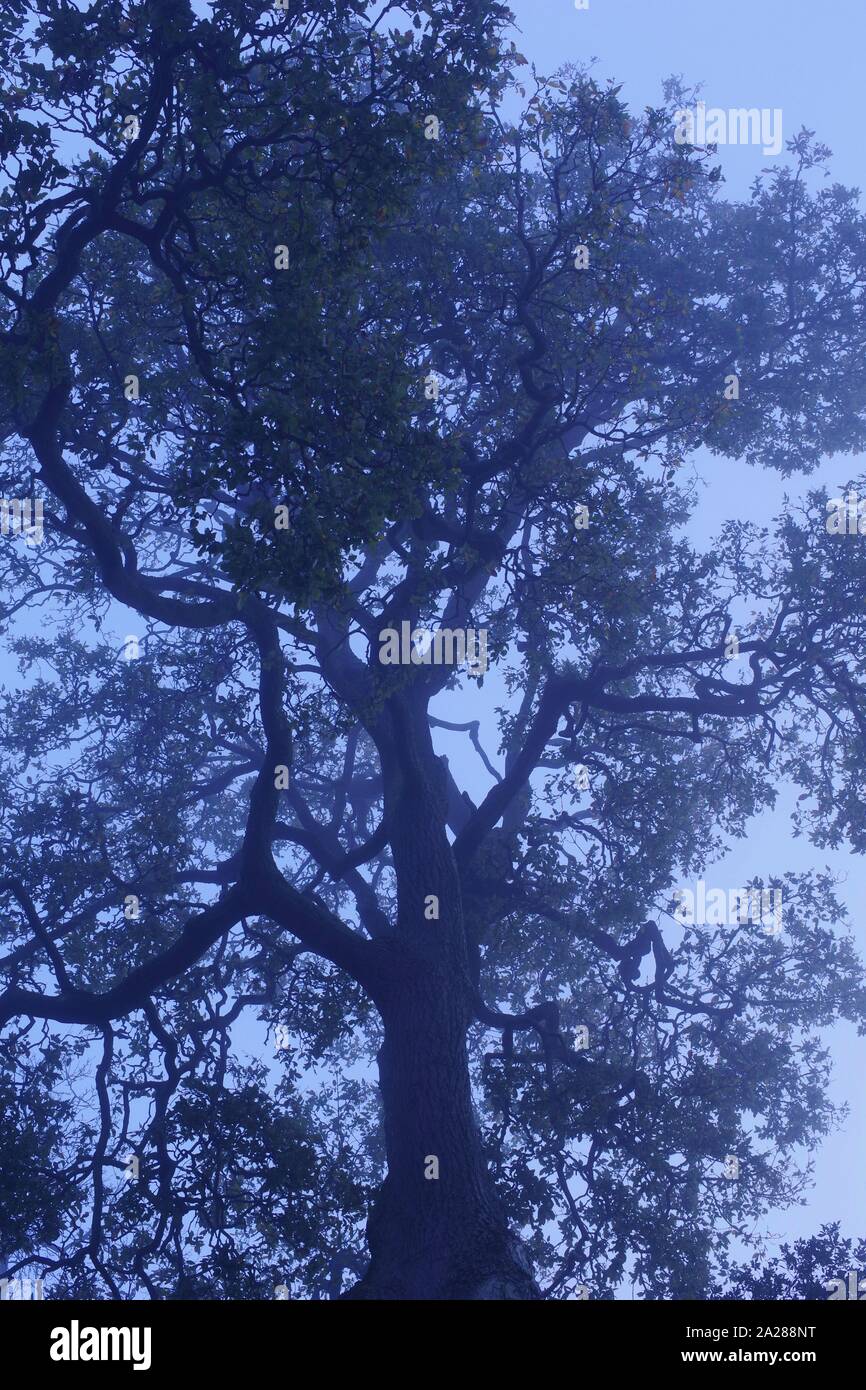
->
[[344, 958, 540, 1300]]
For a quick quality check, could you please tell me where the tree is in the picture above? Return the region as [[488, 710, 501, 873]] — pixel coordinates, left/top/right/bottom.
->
[[714, 1225, 866, 1301], [2, 0, 866, 1300]]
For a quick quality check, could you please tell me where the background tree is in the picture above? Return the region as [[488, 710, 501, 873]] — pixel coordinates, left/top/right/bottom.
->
[[2, 0, 866, 1300], [714, 1224, 866, 1301]]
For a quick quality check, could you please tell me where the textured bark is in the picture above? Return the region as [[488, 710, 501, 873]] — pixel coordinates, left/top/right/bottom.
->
[[345, 963, 540, 1300]]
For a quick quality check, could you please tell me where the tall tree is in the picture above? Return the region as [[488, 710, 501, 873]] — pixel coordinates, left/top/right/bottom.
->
[[2, 0, 866, 1300]]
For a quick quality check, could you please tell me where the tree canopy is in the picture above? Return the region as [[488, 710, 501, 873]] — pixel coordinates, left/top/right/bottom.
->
[[2, 0, 866, 1301]]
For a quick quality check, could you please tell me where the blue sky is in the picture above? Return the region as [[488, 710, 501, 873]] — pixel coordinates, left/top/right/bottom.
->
[[495, 0, 866, 1251]]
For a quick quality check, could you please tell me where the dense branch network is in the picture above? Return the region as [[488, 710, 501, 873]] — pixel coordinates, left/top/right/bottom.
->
[[2, 0, 866, 1298]]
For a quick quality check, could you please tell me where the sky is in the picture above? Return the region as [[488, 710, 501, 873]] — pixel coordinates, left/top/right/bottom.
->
[[483, 0, 866, 1251]]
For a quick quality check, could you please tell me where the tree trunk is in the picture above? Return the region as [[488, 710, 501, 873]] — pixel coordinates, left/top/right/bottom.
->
[[343, 694, 540, 1299], [345, 960, 540, 1300]]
